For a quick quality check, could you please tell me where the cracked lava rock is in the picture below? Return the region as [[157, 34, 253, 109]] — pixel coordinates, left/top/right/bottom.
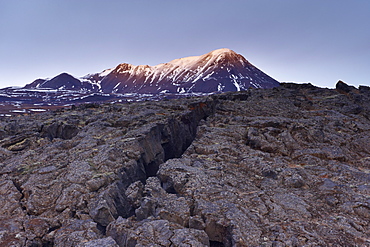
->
[[0, 81, 370, 246]]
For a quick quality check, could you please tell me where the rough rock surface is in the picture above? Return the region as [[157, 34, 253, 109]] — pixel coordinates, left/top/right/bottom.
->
[[0, 81, 370, 246]]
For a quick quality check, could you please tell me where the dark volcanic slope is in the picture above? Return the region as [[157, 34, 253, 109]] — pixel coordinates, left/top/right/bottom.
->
[[0, 82, 370, 246], [24, 73, 97, 91]]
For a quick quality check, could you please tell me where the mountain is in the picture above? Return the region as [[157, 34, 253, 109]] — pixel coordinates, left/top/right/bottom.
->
[[93, 48, 279, 93], [24, 73, 98, 91], [25, 48, 279, 94], [0, 49, 280, 115]]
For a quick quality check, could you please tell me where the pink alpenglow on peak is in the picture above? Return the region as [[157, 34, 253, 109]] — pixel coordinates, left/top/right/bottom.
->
[[97, 48, 279, 94]]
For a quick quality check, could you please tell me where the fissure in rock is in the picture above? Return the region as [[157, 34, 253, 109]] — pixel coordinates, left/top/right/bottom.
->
[[137, 101, 215, 180], [92, 100, 215, 234]]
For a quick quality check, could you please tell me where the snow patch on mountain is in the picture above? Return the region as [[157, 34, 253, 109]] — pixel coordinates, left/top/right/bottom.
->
[[99, 68, 114, 77]]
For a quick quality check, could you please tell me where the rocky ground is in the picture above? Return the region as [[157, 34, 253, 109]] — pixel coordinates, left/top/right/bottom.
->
[[0, 81, 369, 246]]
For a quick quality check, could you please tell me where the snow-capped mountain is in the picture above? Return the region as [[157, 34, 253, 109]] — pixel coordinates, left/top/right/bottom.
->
[[94, 48, 279, 93], [24, 48, 279, 94], [1, 49, 280, 115]]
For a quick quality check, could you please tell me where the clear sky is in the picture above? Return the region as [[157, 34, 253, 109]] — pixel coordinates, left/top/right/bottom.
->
[[1, 0, 369, 89]]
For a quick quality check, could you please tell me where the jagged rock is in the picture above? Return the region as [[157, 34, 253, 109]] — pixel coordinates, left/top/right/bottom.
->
[[0, 82, 370, 246], [52, 220, 102, 247], [0, 180, 24, 216], [41, 122, 79, 140], [336, 80, 358, 94], [359, 85, 370, 94], [0, 217, 25, 246], [125, 181, 144, 208], [0, 135, 31, 151], [77, 236, 119, 247], [106, 217, 209, 247], [135, 177, 191, 227], [88, 182, 133, 227]]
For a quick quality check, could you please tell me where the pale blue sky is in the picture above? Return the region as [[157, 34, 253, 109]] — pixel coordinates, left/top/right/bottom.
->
[[1, 0, 369, 88]]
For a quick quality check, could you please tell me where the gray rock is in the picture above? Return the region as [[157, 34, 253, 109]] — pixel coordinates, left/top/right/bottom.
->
[[170, 228, 209, 246], [107, 218, 209, 247], [52, 220, 101, 247], [77, 236, 119, 247], [0, 180, 24, 216], [41, 121, 79, 140], [0, 83, 370, 246], [125, 180, 144, 208]]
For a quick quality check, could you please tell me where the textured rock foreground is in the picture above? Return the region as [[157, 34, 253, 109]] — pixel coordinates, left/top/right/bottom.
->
[[0, 82, 370, 246]]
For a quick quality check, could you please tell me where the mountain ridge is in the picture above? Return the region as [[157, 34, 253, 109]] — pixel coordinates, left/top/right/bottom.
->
[[0, 49, 280, 115], [24, 48, 280, 94]]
